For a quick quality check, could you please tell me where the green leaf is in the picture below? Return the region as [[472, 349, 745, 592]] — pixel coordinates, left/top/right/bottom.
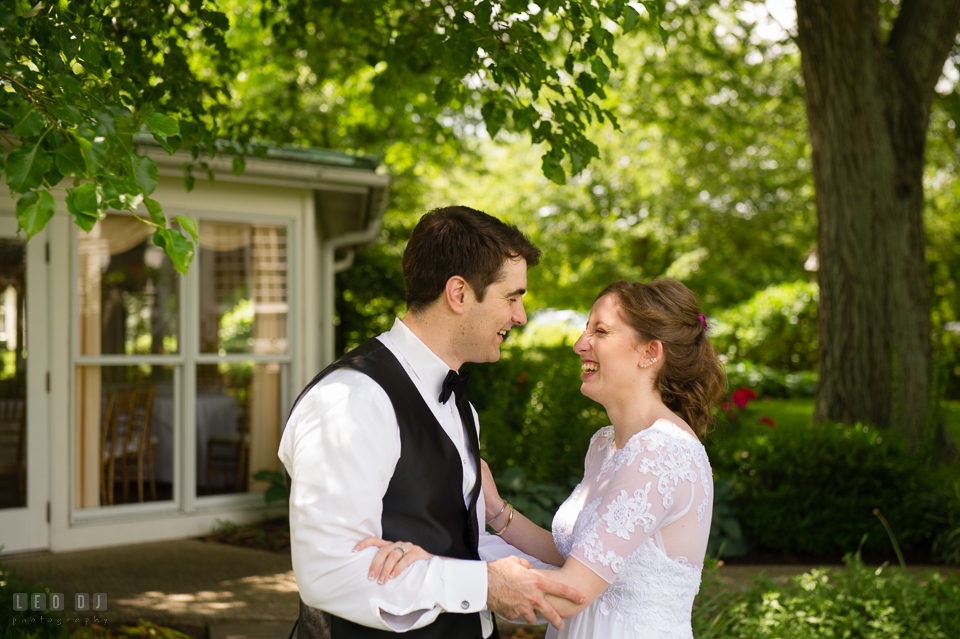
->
[[16, 190, 56, 240], [54, 73, 83, 100], [570, 151, 584, 175], [42, 164, 63, 188], [80, 35, 102, 66], [541, 152, 566, 185], [6, 144, 53, 193], [65, 187, 101, 232], [65, 182, 101, 220], [18, 1, 43, 19], [76, 137, 106, 174], [47, 102, 82, 126], [55, 143, 86, 177], [146, 112, 180, 137], [153, 228, 194, 274], [232, 156, 245, 176], [622, 5, 641, 33], [591, 58, 610, 85], [144, 197, 165, 225], [576, 72, 598, 98], [514, 105, 539, 131], [153, 132, 178, 155], [252, 145, 268, 159], [12, 102, 45, 138], [174, 215, 198, 244], [184, 173, 195, 192], [129, 154, 159, 195], [481, 102, 507, 139]]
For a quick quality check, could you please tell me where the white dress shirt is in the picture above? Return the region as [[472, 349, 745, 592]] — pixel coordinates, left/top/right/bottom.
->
[[280, 318, 511, 634]]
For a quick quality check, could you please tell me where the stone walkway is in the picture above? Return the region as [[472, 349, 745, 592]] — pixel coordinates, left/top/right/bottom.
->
[[4, 540, 957, 638]]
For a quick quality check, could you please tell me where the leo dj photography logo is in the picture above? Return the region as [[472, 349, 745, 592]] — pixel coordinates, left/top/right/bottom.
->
[[10, 592, 108, 629]]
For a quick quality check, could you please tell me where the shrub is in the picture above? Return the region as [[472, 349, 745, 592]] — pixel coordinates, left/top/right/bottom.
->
[[710, 281, 818, 372], [724, 360, 818, 398], [466, 342, 607, 486], [492, 466, 580, 530], [0, 563, 68, 639], [707, 420, 943, 556], [693, 554, 960, 638], [931, 479, 960, 565]]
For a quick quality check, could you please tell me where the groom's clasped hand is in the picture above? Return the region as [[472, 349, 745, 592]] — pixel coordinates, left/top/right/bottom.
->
[[356, 535, 584, 628]]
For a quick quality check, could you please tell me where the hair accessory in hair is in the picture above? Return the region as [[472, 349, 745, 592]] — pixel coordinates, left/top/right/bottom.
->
[[698, 314, 709, 332]]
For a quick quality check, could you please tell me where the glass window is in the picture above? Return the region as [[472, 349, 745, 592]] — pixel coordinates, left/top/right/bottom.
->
[[73, 363, 175, 509], [78, 215, 180, 356], [197, 362, 283, 496], [0, 238, 26, 509], [198, 222, 288, 355]]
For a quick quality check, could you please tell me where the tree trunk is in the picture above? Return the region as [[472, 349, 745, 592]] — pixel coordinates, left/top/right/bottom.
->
[[795, 0, 960, 453]]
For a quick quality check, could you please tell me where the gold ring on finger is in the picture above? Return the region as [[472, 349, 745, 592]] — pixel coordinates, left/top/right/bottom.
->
[[397, 544, 407, 558]]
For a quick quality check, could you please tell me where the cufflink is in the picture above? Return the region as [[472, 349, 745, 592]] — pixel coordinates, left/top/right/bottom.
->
[[461, 601, 470, 610]]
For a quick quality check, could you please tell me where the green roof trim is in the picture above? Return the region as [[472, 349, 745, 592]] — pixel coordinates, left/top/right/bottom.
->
[[133, 133, 381, 171]]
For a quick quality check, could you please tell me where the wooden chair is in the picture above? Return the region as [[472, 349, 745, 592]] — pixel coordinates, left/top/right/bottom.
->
[[99, 389, 118, 506], [0, 397, 26, 506], [103, 384, 158, 504], [206, 407, 250, 493]]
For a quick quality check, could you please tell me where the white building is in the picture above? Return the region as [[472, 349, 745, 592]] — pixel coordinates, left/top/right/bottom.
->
[[0, 144, 389, 554]]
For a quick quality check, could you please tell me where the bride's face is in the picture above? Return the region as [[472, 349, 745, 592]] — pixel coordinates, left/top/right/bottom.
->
[[573, 294, 647, 406]]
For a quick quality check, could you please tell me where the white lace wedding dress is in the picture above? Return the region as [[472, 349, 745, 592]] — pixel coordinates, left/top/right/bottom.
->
[[547, 419, 713, 639]]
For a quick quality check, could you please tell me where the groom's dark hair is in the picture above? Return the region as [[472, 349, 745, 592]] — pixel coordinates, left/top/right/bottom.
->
[[402, 205, 541, 315]]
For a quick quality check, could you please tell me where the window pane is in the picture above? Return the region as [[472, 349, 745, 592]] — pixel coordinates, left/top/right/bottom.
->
[[78, 215, 180, 356], [73, 365, 175, 508], [0, 238, 26, 509], [198, 222, 288, 355], [197, 362, 282, 496]]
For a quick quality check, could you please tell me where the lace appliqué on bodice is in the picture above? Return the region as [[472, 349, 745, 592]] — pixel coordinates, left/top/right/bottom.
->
[[551, 422, 712, 637]]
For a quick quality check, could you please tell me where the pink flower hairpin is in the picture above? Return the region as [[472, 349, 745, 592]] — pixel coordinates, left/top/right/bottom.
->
[[698, 314, 709, 332]]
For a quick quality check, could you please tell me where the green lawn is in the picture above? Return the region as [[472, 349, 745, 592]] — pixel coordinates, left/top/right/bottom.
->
[[749, 398, 960, 443]]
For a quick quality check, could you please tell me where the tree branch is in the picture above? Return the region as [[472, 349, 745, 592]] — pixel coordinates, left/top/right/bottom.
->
[[888, 0, 960, 94]]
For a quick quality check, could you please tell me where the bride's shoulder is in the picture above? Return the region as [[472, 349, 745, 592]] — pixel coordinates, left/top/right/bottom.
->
[[588, 425, 615, 448], [583, 425, 615, 463]]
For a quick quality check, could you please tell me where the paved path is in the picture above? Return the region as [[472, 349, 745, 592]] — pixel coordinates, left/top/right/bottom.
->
[[4, 540, 958, 638], [4, 539, 299, 637]]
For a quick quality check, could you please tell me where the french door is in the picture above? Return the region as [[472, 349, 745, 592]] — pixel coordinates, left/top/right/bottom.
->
[[0, 216, 49, 554]]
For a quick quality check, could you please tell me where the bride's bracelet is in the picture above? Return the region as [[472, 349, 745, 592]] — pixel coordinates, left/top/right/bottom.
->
[[492, 504, 515, 536], [486, 499, 508, 524]]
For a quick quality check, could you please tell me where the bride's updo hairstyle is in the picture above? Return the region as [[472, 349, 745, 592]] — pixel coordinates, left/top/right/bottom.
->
[[598, 279, 726, 435]]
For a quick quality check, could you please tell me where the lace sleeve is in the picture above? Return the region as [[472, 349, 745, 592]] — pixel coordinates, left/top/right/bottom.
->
[[568, 428, 702, 584], [582, 426, 614, 473]]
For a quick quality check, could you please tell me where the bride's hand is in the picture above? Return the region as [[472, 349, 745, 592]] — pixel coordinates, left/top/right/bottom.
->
[[354, 537, 434, 584], [480, 459, 505, 522]]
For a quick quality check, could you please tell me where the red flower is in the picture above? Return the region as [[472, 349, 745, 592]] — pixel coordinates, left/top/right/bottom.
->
[[759, 415, 775, 428], [731, 388, 757, 409]]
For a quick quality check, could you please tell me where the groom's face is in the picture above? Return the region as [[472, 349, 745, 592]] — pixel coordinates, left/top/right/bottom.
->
[[460, 257, 528, 364]]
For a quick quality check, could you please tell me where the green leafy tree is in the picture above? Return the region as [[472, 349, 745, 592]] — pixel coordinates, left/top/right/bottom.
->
[[425, 2, 814, 314], [1, 0, 665, 274], [0, 0, 247, 271]]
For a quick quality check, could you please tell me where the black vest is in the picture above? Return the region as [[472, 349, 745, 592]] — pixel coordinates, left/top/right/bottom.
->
[[292, 338, 497, 639]]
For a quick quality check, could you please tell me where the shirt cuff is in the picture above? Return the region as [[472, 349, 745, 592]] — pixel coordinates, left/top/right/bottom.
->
[[439, 558, 488, 614]]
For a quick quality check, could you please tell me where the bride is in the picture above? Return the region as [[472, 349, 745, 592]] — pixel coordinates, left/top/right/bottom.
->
[[364, 278, 725, 638]]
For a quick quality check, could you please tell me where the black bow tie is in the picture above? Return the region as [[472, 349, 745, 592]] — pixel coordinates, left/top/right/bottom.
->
[[438, 369, 470, 404]]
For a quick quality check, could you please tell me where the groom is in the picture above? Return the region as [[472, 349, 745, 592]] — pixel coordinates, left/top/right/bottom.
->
[[279, 206, 583, 638]]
